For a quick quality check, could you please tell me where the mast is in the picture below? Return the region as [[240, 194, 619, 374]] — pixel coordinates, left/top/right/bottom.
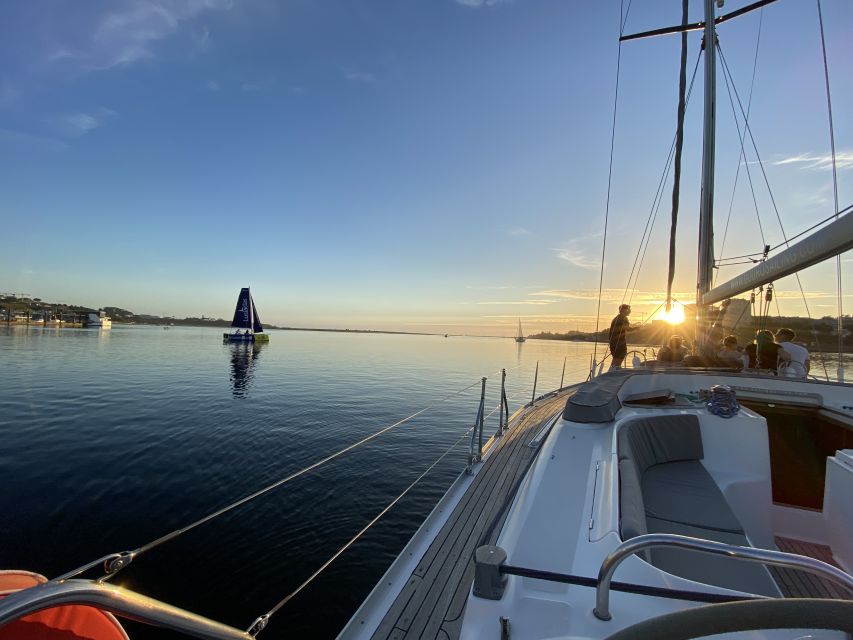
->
[[696, 0, 717, 346]]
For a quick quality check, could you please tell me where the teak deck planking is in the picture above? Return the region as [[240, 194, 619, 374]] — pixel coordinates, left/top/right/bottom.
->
[[370, 390, 573, 640]]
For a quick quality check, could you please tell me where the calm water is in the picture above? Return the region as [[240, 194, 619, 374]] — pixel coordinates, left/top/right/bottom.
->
[[0, 325, 598, 638]]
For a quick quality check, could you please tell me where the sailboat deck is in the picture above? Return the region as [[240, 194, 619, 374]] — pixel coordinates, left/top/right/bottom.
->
[[770, 536, 853, 600], [369, 389, 575, 640]]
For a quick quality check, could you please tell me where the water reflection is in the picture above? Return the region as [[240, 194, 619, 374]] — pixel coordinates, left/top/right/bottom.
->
[[228, 342, 264, 398]]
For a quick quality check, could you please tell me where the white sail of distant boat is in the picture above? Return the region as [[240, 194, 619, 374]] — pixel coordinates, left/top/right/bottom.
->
[[514, 318, 525, 343]]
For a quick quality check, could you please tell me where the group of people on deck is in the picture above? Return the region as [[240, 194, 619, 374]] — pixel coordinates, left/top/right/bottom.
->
[[607, 304, 810, 377]]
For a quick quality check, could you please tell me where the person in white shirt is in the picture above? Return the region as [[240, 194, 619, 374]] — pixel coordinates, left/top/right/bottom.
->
[[775, 328, 810, 377]]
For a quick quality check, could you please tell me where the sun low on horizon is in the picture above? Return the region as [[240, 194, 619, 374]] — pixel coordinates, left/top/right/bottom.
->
[[656, 304, 686, 326]]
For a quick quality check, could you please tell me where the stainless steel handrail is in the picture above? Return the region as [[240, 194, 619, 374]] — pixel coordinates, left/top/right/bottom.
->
[[0, 579, 253, 640], [594, 533, 853, 621]]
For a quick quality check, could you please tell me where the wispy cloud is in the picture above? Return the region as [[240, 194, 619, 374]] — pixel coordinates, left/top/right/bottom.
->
[[530, 287, 849, 306], [508, 227, 531, 237], [535, 288, 695, 305], [481, 314, 598, 322], [455, 0, 514, 7], [206, 79, 220, 91], [190, 25, 211, 54], [0, 128, 68, 153], [47, 0, 232, 73], [551, 236, 601, 270], [52, 107, 116, 137], [465, 284, 544, 291], [476, 299, 558, 306], [773, 151, 853, 171], [345, 71, 376, 84], [241, 78, 276, 92]]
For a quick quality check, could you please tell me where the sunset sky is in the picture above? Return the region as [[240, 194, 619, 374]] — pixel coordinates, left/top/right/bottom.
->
[[1, 0, 851, 335]]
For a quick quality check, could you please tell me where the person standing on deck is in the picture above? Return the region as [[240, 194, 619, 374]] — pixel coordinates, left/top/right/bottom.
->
[[608, 304, 632, 370]]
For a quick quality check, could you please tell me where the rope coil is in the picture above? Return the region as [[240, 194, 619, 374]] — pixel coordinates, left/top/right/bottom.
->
[[706, 385, 740, 419]]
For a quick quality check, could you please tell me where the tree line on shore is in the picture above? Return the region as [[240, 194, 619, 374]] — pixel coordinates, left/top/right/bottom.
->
[[530, 314, 852, 353]]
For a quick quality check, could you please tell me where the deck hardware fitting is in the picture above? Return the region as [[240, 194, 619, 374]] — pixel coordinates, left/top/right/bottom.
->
[[473, 545, 508, 600], [500, 616, 511, 640], [247, 614, 269, 635]]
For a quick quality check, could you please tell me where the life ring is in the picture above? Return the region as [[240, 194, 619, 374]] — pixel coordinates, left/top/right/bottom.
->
[[0, 571, 128, 640]]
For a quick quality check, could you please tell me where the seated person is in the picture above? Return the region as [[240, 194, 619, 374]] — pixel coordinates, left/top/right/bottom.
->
[[657, 335, 690, 362], [702, 326, 725, 358], [744, 341, 757, 368], [717, 335, 747, 368], [775, 328, 810, 377], [749, 330, 788, 372]]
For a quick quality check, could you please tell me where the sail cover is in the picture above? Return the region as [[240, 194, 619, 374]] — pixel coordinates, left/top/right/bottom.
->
[[251, 295, 264, 333], [231, 288, 253, 329]]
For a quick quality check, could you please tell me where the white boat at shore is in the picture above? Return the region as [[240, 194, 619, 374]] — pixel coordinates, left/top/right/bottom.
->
[[86, 311, 112, 329]]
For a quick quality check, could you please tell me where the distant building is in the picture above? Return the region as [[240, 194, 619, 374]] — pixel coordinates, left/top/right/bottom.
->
[[721, 299, 751, 329]]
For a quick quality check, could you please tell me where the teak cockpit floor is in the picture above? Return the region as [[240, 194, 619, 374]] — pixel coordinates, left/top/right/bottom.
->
[[369, 390, 574, 640], [770, 536, 853, 600]]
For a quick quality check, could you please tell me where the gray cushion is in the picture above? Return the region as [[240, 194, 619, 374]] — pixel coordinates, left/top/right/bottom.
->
[[615, 414, 779, 596], [646, 517, 780, 597], [642, 461, 744, 534], [619, 460, 646, 529], [617, 415, 704, 474]]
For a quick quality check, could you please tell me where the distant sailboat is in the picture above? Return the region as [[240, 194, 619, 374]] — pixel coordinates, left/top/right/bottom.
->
[[223, 287, 270, 343], [515, 318, 525, 343]]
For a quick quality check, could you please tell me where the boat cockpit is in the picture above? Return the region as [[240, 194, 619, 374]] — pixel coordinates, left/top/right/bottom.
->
[[462, 369, 853, 639]]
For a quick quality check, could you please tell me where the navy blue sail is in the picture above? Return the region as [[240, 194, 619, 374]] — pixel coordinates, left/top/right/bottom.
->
[[224, 287, 270, 343], [251, 295, 264, 333], [231, 288, 253, 329]]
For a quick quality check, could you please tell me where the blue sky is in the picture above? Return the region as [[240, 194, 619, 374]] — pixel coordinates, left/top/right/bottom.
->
[[1, 0, 851, 334]]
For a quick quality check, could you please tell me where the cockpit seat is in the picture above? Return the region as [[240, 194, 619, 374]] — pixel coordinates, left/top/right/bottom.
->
[[617, 415, 780, 597]]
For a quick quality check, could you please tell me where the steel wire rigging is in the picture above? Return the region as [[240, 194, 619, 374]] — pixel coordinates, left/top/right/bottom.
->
[[592, 0, 630, 366], [716, 5, 766, 282], [622, 51, 701, 307], [716, 41, 833, 379], [816, 0, 844, 381]]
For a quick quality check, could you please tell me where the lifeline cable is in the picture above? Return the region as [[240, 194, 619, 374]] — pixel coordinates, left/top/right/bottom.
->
[[249, 419, 481, 634], [55, 375, 487, 583]]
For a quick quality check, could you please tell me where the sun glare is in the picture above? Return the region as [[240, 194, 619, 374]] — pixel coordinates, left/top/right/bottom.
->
[[658, 305, 685, 325]]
